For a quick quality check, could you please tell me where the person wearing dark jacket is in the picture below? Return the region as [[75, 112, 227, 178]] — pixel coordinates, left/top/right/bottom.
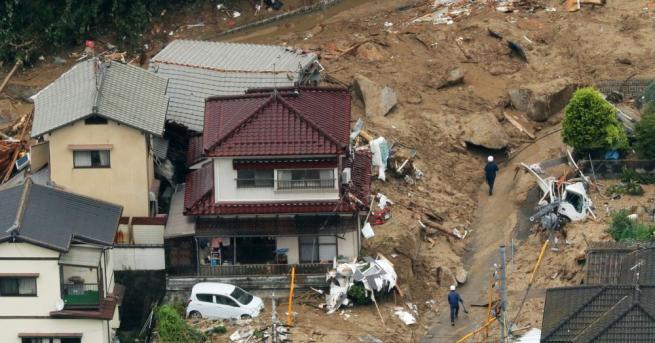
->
[[484, 155, 499, 196], [448, 285, 464, 326]]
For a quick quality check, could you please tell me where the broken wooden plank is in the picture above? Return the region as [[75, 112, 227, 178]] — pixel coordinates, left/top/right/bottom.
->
[[503, 112, 535, 139], [359, 129, 375, 142], [2, 109, 32, 183], [0, 60, 22, 95], [419, 219, 459, 239]]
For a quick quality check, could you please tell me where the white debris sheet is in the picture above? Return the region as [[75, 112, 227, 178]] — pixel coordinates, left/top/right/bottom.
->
[[324, 255, 398, 313], [394, 308, 417, 325]]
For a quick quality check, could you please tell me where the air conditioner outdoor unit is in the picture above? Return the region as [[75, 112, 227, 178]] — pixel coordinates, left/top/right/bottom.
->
[[342, 168, 351, 184]]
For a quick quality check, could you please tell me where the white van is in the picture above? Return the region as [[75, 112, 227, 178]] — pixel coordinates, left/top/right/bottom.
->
[[186, 282, 265, 320]]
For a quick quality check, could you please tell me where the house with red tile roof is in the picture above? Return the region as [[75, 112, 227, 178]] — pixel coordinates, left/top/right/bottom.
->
[[167, 87, 371, 279]]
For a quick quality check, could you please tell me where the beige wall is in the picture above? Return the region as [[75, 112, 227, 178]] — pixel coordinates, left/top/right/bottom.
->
[[274, 231, 358, 264], [47, 119, 151, 217], [0, 243, 115, 343], [0, 243, 61, 316], [0, 318, 109, 343], [276, 237, 300, 264], [337, 230, 358, 260], [214, 158, 339, 202]]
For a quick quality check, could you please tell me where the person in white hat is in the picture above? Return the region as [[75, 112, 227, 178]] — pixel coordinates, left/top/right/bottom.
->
[[484, 155, 499, 196], [447, 285, 464, 326]]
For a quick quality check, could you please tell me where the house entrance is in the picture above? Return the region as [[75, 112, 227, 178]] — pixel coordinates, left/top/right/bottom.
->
[[236, 237, 276, 264]]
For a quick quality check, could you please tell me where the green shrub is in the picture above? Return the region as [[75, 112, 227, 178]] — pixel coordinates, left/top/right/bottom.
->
[[620, 167, 655, 185], [561, 87, 628, 152], [156, 305, 205, 343], [635, 104, 655, 159], [605, 181, 644, 196], [347, 283, 372, 305], [608, 210, 654, 242]]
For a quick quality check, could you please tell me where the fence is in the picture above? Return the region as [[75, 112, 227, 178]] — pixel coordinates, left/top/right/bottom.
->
[[596, 79, 653, 99], [196, 263, 330, 277], [578, 160, 655, 179]]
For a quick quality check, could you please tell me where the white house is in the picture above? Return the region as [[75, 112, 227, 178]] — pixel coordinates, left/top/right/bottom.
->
[[0, 179, 122, 343]]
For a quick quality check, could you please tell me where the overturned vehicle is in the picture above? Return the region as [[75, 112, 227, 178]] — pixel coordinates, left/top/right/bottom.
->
[[522, 150, 596, 225]]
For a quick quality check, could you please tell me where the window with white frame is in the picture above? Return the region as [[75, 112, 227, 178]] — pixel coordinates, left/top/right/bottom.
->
[[299, 236, 337, 262], [0, 276, 37, 296], [277, 169, 335, 190], [73, 150, 110, 168]]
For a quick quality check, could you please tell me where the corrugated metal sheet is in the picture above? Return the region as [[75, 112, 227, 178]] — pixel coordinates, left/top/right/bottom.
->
[[59, 246, 102, 267], [152, 137, 169, 160], [132, 225, 164, 245], [150, 40, 316, 73], [165, 184, 196, 238], [149, 40, 318, 132], [32, 59, 168, 137]]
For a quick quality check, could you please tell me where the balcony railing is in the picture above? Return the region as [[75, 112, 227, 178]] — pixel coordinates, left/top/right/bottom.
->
[[277, 178, 335, 190], [197, 263, 331, 277], [62, 283, 100, 307]]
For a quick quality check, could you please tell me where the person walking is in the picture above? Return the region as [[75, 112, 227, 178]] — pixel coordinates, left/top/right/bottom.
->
[[484, 155, 499, 196], [448, 285, 464, 326]]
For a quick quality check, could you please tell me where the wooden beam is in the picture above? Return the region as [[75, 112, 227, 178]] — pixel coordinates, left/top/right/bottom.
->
[[0, 60, 22, 95], [503, 112, 535, 140]]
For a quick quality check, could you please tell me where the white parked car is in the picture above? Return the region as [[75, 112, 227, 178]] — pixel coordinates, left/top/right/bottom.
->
[[186, 282, 264, 320]]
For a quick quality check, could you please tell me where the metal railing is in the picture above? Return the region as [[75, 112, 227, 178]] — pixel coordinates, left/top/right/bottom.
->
[[277, 178, 335, 190], [197, 263, 331, 277], [62, 283, 100, 306]]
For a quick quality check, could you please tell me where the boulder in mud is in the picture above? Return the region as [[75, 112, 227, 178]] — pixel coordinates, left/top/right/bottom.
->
[[509, 78, 577, 122], [437, 67, 465, 89], [461, 112, 509, 150], [355, 42, 387, 62], [353, 74, 397, 117], [455, 267, 468, 284]]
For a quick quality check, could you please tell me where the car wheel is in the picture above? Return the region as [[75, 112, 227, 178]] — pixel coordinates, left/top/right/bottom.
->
[[189, 311, 202, 319], [240, 314, 252, 320]]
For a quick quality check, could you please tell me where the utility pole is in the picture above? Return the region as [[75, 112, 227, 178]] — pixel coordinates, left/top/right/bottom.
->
[[271, 293, 277, 343], [499, 245, 509, 343]]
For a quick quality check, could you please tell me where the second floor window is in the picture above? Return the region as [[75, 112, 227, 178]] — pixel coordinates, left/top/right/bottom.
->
[[0, 276, 37, 296], [236, 170, 274, 188], [277, 169, 335, 190], [73, 150, 110, 168]]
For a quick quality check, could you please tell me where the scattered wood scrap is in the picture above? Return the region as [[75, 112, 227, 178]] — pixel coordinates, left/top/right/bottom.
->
[[503, 112, 535, 139]]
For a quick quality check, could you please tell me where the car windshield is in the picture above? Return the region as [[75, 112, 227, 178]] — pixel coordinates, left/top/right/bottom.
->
[[230, 286, 254, 305]]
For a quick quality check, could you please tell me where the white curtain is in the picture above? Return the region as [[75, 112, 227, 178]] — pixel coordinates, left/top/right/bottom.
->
[[74, 151, 92, 167], [98, 150, 110, 166], [18, 278, 36, 295]]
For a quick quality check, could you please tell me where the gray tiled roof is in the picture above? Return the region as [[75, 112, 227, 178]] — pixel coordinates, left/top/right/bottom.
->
[[32, 59, 169, 137], [0, 179, 122, 251], [541, 285, 655, 342], [149, 40, 318, 132], [585, 243, 655, 285]]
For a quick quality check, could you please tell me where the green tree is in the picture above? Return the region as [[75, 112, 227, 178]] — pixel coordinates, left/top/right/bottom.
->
[[635, 103, 655, 159], [561, 87, 628, 152], [637, 81, 655, 109]]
